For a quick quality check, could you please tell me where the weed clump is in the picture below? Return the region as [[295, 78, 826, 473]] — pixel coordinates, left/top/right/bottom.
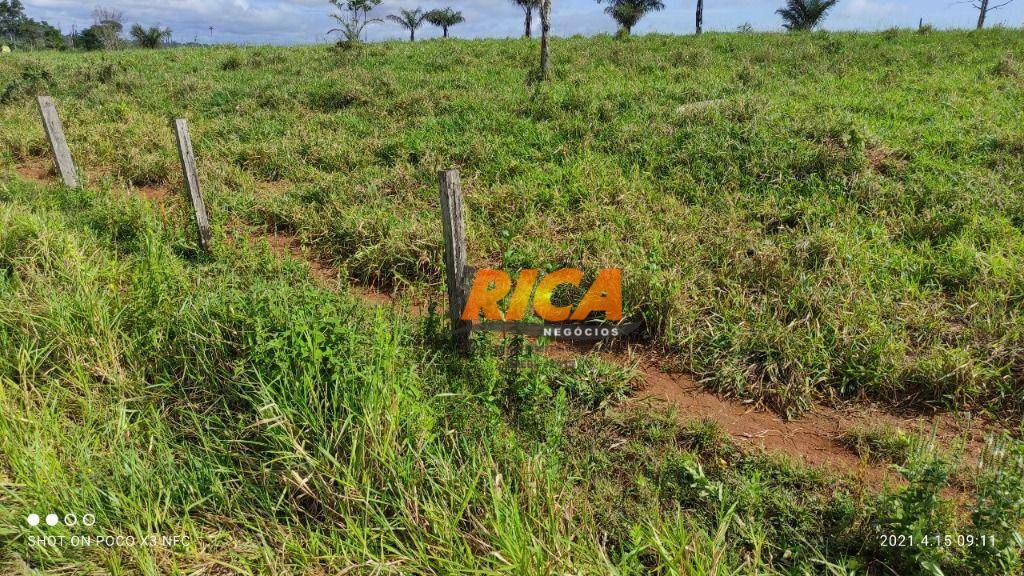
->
[[305, 80, 368, 112], [993, 55, 1019, 78], [866, 435, 1024, 575], [842, 425, 915, 464], [220, 53, 244, 71], [0, 59, 51, 104]]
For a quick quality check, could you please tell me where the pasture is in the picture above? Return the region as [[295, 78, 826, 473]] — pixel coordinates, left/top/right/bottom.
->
[[1, 30, 1023, 575]]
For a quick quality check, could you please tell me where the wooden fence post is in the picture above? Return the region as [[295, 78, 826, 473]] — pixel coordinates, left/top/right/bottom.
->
[[170, 118, 212, 252], [36, 96, 78, 188], [439, 168, 471, 349]]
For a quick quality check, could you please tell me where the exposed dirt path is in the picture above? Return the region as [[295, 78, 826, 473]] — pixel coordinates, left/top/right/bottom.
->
[[635, 361, 991, 479], [136, 184, 171, 203], [7, 157, 174, 202], [548, 343, 992, 479], [640, 366, 890, 477], [8, 161, 995, 485]]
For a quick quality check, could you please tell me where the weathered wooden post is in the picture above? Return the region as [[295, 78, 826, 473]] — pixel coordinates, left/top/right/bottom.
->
[[36, 96, 78, 188], [439, 168, 471, 349], [170, 118, 212, 252]]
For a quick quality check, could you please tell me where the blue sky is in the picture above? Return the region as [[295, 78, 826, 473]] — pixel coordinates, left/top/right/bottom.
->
[[22, 0, 1024, 45]]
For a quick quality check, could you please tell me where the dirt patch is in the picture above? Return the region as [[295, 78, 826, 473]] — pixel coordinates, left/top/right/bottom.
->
[[14, 159, 54, 183], [541, 342, 991, 482], [12, 160, 177, 203], [262, 230, 439, 314], [262, 231, 339, 287], [137, 184, 172, 202], [260, 180, 293, 195], [254, 229, 392, 304], [866, 146, 908, 175], [633, 360, 994, 482], [250, 180, 294, 204], [637, 365, 892, 482], [349, 284, 397, 306]]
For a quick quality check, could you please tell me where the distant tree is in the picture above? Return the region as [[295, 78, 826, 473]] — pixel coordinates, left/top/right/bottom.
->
[[425, 7, 464, 38], [130, 24, 171, 48], [598, 0, 665, 36], [328, 0, 383, 47], [538, 0, 551, 78], [0, 0, 64, 49], [387, 8, 426, 41], [85, 6, 124, 49], [75, 26, 102, 50], [971, 0, 1017, 29], [16, 18, 64, 49], [512, 0, 540, 38], [695, 0, 703, 34], [0, 0, 25, 43], [77, 22, 122, 50], [92, 7, 122, 24], [776, 0, 839, 31]]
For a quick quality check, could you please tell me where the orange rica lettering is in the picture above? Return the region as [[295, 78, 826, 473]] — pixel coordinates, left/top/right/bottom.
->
[[533, 268, 583, 322], [505, 269, 539, 321], [461, 267, 623, 323], [461, 269, 511, 321], [570, 268, 622, 321]]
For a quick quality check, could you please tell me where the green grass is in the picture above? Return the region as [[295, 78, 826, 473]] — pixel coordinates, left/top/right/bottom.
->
[[1, 30, 1024, 575], [3, 30, 1023, 417], [841, 425, 919, 465], [0, 157, 1023, 574]]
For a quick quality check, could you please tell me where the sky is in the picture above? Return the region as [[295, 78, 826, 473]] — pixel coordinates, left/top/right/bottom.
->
[[21, 0, 1024, 45]]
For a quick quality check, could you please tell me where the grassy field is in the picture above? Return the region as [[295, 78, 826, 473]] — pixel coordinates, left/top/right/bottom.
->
[[1, 30, 1024, 574]]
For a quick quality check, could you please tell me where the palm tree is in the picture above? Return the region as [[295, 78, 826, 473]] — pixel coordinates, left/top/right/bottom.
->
[[328, 0, 383, 47], [512, 0, 540, 38], [776, 0, 839, 31], [387, 8, 426, 41], [599, 0, 665, 36], [425, 7, 464, 38], [129, 24, 171, 48]]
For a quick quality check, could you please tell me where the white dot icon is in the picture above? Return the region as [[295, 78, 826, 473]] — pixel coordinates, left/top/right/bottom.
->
[[26, 514, 40, 527], [45, 514, 59, 526]]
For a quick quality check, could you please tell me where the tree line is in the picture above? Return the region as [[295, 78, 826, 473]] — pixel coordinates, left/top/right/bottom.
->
[[1, 0, 1019, 53], [320, 0, 1019, 84], [1, 3, 172, 51], [329, 0, 1018, 46]]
